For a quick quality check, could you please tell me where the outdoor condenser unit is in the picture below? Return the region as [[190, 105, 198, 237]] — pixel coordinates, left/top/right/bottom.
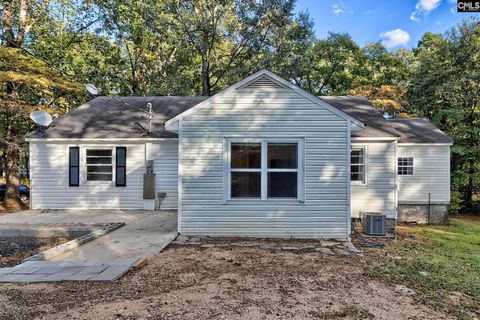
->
[[362, 212, 386, 236]]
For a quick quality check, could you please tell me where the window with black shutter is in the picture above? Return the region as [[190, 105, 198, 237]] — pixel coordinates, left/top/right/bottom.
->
[[116, 147, 127, 187], [69, 147, 79, 187]]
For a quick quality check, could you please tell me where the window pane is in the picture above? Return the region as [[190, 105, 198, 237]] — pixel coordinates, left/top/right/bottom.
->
[[87, 174, 112, 181], [87, 150, 112, 157], [69, 168, 78, 186], [268, 172, 297, 198], [231, 143, 261, 168], [268, 143, 297, 168], [86, 157, 112, 165], [351, 172, 364, 181], [351, 148, 365, 182], [87, 166, 112, 174], [231, 172, 261, 197]]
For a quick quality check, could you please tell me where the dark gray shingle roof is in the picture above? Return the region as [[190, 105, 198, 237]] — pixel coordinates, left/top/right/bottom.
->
[[387, 118, 453, 144], [27, 95, 452, 144], [27, 96, 208, 139]]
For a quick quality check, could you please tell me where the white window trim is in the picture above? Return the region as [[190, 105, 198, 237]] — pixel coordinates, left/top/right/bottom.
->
[[398, 156, 414, 176], [223, 138, 305, 203], [351, 146, 367, 185], [81, 146, 116, 185]]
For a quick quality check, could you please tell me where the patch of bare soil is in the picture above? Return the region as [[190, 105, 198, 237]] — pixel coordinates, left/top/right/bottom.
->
[[0, 241, 452, 320], [0, 237, 71, 267]]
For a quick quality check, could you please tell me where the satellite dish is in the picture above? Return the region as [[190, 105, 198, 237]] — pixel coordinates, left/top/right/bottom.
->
[[30, 111, 53, 127], [85, 84, 100, 96]]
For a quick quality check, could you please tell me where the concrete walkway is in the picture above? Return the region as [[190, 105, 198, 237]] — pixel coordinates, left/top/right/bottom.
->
[[0, 210, 177, 282]]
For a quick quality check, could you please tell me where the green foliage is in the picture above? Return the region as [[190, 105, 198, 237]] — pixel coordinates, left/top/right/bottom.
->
[[369, 218, 480, 319], [406, 19, 480, 210]]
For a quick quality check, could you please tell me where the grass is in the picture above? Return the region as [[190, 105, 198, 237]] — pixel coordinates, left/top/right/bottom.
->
[[369, 217, 480, 319]]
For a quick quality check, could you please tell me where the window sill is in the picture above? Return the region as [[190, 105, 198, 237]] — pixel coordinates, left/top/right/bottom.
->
[[351, 181, 367, 185], [226, 198, 305, 204]]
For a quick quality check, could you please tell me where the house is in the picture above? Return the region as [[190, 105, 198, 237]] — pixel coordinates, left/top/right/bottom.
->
[[25, 70, 452, 239]]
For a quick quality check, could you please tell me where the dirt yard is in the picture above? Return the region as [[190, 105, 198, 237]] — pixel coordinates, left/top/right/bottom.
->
[[0, 236, 71, 267], [0, 239, 452, 320]]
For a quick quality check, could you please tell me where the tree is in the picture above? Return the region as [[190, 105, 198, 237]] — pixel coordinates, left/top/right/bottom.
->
[[166, 0, 296, 96], [406, 20, 480, 211], [1, 0, 82, 208]]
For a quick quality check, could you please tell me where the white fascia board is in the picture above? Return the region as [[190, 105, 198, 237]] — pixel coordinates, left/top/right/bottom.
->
[[25, 137, 178, 142], [351, 137, 398, 142], [398, 143, 453, 146], [164, 69, 365, 130]]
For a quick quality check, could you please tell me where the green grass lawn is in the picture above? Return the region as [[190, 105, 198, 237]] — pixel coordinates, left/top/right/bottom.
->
[[369, 217, 480, 319]]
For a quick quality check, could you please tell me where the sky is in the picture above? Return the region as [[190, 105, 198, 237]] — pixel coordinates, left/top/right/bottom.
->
[[294, 0, 479, 49]]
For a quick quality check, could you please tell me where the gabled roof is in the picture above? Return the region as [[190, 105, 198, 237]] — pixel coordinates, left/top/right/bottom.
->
[[26, 96, 207, 139], [164, 69, 365, 129], [25, 70, 452, 145]]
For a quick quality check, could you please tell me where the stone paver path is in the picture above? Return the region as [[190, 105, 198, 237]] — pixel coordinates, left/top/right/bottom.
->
[[0, 210, 177, 282]]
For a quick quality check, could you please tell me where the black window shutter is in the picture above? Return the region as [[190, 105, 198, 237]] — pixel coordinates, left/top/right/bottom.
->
[[69, 147, 79, 187], [116, 147, 127, 187]]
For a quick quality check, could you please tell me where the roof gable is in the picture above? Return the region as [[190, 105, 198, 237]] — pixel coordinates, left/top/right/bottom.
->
[[165, 69, 365, 129]]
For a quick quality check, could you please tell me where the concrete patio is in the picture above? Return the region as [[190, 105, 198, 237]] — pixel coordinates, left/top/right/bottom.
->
[[0, 209, 177, 282]]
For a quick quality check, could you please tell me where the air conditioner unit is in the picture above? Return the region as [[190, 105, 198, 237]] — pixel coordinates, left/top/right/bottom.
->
[[362, 212, 386, 236]]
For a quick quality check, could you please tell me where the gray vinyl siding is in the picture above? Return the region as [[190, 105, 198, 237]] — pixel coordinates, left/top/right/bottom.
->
[[153, 141, 178, 209], [398, 145, 450, 204], [179, 87, 349, 238], [350, 142, 396, 219], [30, 142, 145, 209]]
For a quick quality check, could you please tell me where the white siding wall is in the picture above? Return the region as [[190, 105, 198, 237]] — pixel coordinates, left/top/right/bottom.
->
[[153, 141, 178, 209], [30, 142, 145, 209], [351, 142, 397, 219], [179, 87, 350, 238], [398, 145, 450, 204]]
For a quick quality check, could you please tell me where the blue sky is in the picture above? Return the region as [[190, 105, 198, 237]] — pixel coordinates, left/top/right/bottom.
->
[[295, 0, 479, 49]]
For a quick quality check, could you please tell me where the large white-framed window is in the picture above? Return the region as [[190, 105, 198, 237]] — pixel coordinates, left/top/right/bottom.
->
[[351, 147, 366, 184], [226, 138, 304, 201], [398, 157, 414, 176], [85, 148, 113, 182]]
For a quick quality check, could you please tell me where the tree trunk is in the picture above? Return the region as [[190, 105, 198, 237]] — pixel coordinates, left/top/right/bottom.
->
[[201, 51, 211, 96], [464, 158, 475, 211], [2, 86, 22, 209]]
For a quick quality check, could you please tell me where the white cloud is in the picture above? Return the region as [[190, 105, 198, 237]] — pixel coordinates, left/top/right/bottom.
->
[[332, 4, 344, 15], [380, 29, 411, 48], [410, 0, 442, 21]]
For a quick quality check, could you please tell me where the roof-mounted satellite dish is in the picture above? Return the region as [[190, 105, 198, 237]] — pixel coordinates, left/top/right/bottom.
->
[[30, 111, 53, 127], [85, 84, 100, 96]]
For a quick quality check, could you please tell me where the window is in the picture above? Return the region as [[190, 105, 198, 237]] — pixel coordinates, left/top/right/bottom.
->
[[351, 148, 365, 183], [267, 143, 298, 198], [86, 149, 113, 181], [69, 147, 79, 187], [116, 147, 127, 187], [230, 143, 261, 198], [228, 140, 302, 200], [398, 157, 414, 176]]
